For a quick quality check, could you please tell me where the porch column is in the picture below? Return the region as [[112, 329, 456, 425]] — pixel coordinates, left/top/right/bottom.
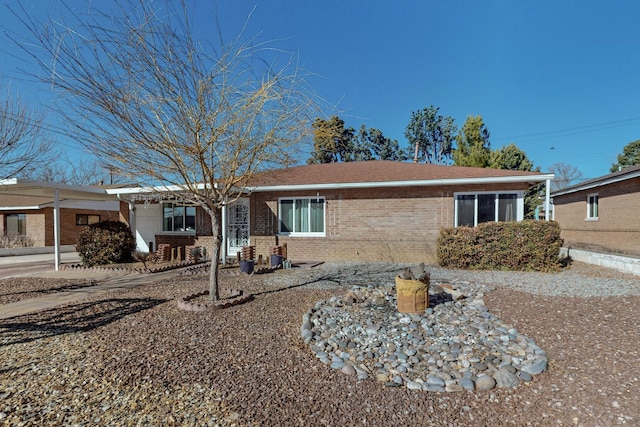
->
[[545, 178, 551, 221], [221, 204, 227, 263], [53, 188, 61, 271]]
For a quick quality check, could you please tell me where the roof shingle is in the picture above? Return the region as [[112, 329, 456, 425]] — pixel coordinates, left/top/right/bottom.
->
[[248, 160, 548, 187]]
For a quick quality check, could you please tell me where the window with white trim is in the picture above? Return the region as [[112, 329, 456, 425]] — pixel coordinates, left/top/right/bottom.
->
[[455, 192, 520, 227], [162, 202, 196, 232], [587, 194, 599, 219], [278, 197, 325, 235], [5, 213, 26, 235]]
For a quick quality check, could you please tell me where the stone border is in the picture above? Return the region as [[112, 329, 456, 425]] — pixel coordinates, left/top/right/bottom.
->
[[61, 260, 204, 274], [301, 281, 548, 392], [177, 289, 254, 312]]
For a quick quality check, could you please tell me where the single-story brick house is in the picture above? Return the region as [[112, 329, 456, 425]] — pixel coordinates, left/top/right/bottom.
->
[[551, 165, 640, 273], [110, 161, 554, 264]]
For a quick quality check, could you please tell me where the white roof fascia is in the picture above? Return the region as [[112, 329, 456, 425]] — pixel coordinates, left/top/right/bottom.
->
[[106, 184, 197, 194], [551, 170, 640, 197], [106, 174, 554, 195], [247, 174, 555, 193], [0, 206, 41, 211], [107, 183, 247, 196], [0, 178, 109, 195]]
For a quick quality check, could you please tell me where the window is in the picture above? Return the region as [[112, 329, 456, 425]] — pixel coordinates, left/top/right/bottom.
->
[[587, 194, 599, 219], [76, 214, 100, 226], [455, 193, 521, 227], [5, 214, 26, 235], [163, 203, 196, 232], [279, 197, 325, 235]]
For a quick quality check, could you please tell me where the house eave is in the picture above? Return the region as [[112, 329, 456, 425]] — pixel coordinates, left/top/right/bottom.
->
[[0, 178, 117, 201], [551, 170, 640, 197], [106, 183, 246, 197], [0, 206, 41, 211], [247, 174, 554, 192]]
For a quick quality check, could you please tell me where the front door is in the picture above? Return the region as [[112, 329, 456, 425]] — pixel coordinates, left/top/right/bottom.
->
[[227, 198, 249, 258]]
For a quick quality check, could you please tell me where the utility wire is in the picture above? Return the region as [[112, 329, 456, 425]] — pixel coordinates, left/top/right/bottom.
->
[[493, 116, 640, 142]]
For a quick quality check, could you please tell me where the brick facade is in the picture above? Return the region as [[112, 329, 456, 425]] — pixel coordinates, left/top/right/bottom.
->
[[0, 204, 128, 247], [151, 205, 214, 259], [553, 176, 640, 257], [249, 182, 531, 263]]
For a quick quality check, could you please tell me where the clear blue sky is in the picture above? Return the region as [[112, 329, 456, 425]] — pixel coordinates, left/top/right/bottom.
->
[[2, 0, 640, 181]]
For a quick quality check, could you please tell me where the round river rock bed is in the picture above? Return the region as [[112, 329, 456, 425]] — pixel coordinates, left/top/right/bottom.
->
[[301, 280, 548, 392]]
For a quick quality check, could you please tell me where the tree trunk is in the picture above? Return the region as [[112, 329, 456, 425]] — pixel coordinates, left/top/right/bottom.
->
[[208, 207, 223, 301]]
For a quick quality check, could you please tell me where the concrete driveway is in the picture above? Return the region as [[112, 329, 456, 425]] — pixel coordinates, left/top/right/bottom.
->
[[0, 252, 84, 279]]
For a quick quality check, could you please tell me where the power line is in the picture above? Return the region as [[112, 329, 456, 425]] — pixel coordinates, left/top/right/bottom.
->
[[493, 116, 640, 142]]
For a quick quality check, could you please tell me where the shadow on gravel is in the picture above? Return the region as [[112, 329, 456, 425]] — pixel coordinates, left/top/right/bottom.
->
[[252, 264, 404, 297], [0, 297, 167, 348], [0, 281, 99, 299]]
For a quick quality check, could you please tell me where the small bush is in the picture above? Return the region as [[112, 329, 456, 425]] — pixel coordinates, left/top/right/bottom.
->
[[0, 233, 34, 248], [437, 220, 563, 272], [76, 220, 136, 267]]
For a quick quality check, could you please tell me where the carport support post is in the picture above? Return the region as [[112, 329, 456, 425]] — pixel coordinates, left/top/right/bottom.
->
[[53, 188, 61, 271]]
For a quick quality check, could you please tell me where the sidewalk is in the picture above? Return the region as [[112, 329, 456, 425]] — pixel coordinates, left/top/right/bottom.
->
[[0, 258, 186, 320], [0, 251, 81, 266]]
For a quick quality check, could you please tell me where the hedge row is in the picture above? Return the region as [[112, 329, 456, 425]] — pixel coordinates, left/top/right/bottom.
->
[[436, 220, 563, 272]]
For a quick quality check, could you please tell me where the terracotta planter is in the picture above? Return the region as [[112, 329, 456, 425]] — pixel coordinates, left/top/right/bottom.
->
[[395, 276, 429, 314]]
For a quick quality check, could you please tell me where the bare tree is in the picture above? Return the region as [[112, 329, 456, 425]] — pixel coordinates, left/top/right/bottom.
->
[[13, 1, 316, 300], [30, 156, 119, 186], [548, 162, 584, 191], [0, 87, 52, 179]]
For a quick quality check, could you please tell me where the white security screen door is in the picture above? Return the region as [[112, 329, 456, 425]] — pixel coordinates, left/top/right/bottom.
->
[[227, 198, 250, 258]]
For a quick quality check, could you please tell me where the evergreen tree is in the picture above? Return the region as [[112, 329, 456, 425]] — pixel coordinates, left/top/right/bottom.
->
[[405, 105, 456, 164], [610, 140, 640, 172], [308, 116, 355, 163], [452, 115, 491, 167], [490, 143, 534, 171], [367, 127, 408, 161]]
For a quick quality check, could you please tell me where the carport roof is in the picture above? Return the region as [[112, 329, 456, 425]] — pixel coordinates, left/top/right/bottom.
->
[[0, 178, 120, 201]]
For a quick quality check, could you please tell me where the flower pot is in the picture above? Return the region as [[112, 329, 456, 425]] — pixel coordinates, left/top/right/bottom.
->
[[270, 254, 284, 267], [239, 259, 255, 274], [395, 276, 429, 314]]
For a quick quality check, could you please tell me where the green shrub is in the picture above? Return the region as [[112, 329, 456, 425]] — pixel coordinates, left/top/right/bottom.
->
[[76, 220, 136, 267], [437, 220, 563, 272]]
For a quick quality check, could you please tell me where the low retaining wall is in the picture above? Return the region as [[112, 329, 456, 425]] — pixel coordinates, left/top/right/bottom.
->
[[562, 247, 640, 276]]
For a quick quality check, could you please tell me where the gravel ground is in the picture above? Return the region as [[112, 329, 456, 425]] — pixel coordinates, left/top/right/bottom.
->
[[0, 261, 639, 426]]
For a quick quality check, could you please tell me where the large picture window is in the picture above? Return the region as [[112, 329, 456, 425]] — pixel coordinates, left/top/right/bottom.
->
[[455, 193, 521, 227], [279, 197, 325, 235], [163, 203, 196, 232]]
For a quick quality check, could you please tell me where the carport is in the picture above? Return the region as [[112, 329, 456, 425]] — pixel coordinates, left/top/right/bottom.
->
[[0, 179, 121, 271]]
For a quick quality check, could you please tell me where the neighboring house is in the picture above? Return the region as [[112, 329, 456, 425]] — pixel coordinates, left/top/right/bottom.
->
[[551, 165, 640, 272], [111, 161, 553, 263], [0, 194, 126, 247]]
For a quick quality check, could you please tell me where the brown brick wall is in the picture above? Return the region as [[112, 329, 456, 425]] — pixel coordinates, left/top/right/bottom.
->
[[155, 234, 215, 260], [45, 207, 124, 246], [249, 183, 531, 263], [553, 177, 640, 257], [27, 213, 46, 246], [0, 204, 128, 248]]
